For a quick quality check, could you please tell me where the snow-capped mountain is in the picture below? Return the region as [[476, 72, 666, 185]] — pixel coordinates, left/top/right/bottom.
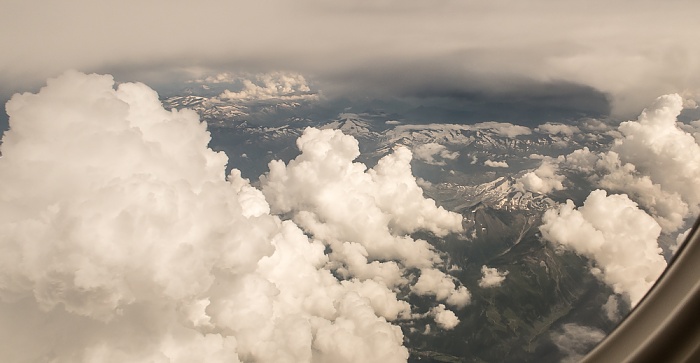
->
[[320, 113, 378, 138], [430, 176, 556, 212], [162, 95, 248, 123], [161, 94, 312, 126]]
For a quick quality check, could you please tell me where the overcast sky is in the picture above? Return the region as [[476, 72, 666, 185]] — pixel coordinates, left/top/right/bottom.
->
[[2, 0, 699, 118]]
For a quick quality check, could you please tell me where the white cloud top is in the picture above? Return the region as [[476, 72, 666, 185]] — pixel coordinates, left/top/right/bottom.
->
[[535, 123, 580, 136], [478, 266, 509, 288], [411, 269, 471, 309], [413, 142, 459, 165], [261, 128, 464, 273], [540, 190, 666, 306], [559, 94, 700, 232], [515, 160, 565, 195], [484, 160, 509, 168], [0, 72, 469, 362], [613, 94, 700, 215], [217, 72, 318, 102], [430, 304, 460, 330]]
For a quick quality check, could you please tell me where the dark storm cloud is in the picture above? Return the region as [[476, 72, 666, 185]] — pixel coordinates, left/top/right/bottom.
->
[[404, 83, 610, 126], [319, 59, 610, 125]]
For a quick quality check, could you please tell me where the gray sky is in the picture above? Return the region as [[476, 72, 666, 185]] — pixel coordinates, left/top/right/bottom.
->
[[2, 0, 699, 118]]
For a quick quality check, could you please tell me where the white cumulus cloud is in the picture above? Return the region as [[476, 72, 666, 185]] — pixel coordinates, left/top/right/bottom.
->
[[478, 266, 509, 288], [472, 122, 532, 138], [429, 304, 460, 330], [559, 94, 700, 233], [671, 227, 692, 254], [411, 269, 471, 309], [540, 190, 666, 306], [0, 71, 469, 362], [613, 94, 700, 214], [217, 72, 318, 102], [484, 160, 509, 168], [535, 122, 580, 136], [515, 160, 565, 195], [260, 128, 464, 274], [259, 128, 471, 329], [413, 142, 459, 166]]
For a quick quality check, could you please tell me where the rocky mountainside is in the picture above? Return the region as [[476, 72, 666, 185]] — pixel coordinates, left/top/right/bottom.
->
[[405, 204, 622, 363], [430, 176, 555, 213]]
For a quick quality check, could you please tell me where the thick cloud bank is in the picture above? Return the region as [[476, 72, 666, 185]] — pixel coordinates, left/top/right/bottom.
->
[[260, 129, 464, 281], [0, 72, 465, 362], [216, 72, 318, 102], [2, 1, 700, 118], [540, 190, 666, 306], [558, 94, 700, 232], [612, 95, 700, 219]]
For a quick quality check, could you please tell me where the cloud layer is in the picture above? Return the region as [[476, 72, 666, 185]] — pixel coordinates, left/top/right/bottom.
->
[[2, 1, 700, 117], [216, 72, 318, 102], [0, 72, 467, 362]]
